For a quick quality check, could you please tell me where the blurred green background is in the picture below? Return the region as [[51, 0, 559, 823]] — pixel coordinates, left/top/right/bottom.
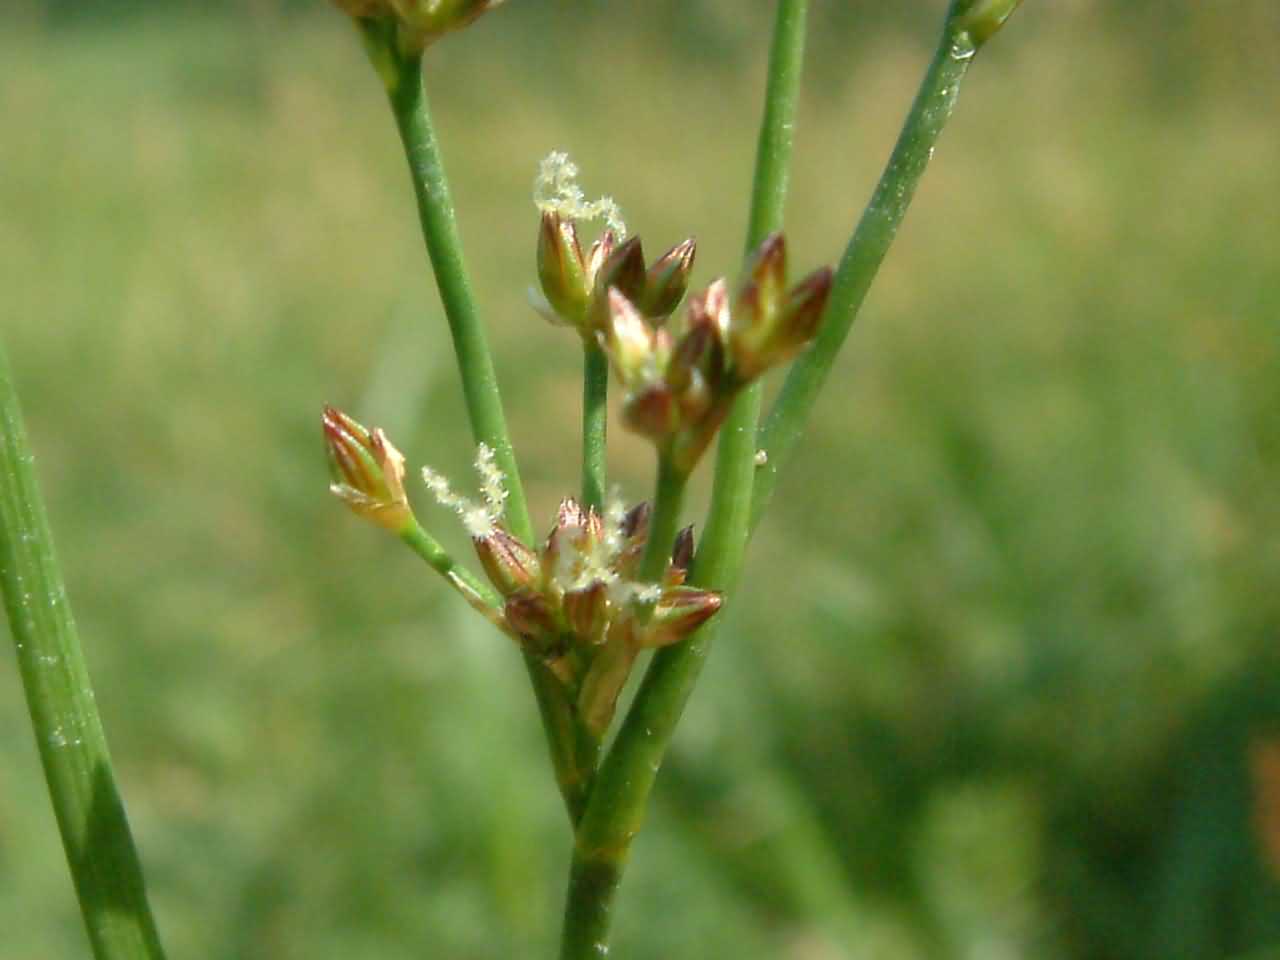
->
[[3, 1, 1279, 957]]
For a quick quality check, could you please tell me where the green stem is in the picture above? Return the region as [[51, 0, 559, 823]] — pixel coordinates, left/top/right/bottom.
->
[[0, 342, 168, 960], [559, 850, 622, 960], [559, 4, 807, 956], [581, 343, 609, 512], [361, 24, 590, 822], [638, 455, 688, 584], [750, 16, 977, 531], [691, 0, 810, 594], [559, 455, 686, 955], [378, 38, 533, 544], [400, 520, 501, 607]]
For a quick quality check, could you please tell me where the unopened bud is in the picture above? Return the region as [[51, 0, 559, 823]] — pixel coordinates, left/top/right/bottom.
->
[[584, 231, 618, 289], [764, 266, 833, 370], [639, 238, 696, 320], [670, 525, 695, 574], [594, 235, 647, 305], [504, 589, 562, 646], [323, 405, 413, 533], [603, 289, 657, 383], [623, 383, 680, 443], [474, 527, 541, 597], [666, 318, 718, 395], [736, 232, 788, 329], [577, 625, 640, 737], [949, 0, 1024, 49], [621, 501, 651, 539], [688, 278, 732, 340], [537, 212, 588, 324], [642, 587, 722, 648], [388, 0, 507, 48], [733, 264, 832, 380], [563, 582, 609, 644]]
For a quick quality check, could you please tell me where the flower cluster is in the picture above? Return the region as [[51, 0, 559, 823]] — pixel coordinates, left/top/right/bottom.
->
[[601, 233, 833, 473], [418, 453, 721, 734], [533, 152, 696, 340]]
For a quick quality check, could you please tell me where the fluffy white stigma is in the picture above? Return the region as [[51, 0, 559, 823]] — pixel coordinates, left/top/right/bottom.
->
[[421, 444, 509, 539], [534, 151, 627, 238]]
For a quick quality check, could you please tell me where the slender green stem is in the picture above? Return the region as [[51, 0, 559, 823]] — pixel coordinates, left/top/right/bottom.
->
[[581, 343, 609, 512], [638, 455, 688, 584], [559, 852, 622, 960], [378, 38, 533, 544], [400, 521, 500, 608], [558, 5, 807, 956], [359, 24, 591, 822], [750, 18, 976, 531], [558, 454, 686, 956], [0, 341, 167, 960]]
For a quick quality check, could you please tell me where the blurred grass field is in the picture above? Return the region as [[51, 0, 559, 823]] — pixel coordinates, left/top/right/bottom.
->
[[3, 2, 1280, 957]]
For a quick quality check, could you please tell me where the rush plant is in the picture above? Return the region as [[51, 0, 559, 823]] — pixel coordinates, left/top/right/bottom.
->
[[0, 2, 1025, 958]]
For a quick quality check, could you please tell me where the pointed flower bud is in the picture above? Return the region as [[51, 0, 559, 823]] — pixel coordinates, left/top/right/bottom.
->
[[594, 235, 647, 306], [736, 232, 788, 332], [577, 625, 641, 737], [537, 211, 589, 324], [949, 0, 1024, 49], [388, 0, 507, 48], [323, 405, 413, 533], [736, 266, 833, 379], [670, 525, 695, 575], [503, 589, 562, 647], [638, 238, 696, 320], [603, 289, 659, 384], [641, 587, 722, 648], [563, 581, 609, 645], [474, 526, 541, 597]]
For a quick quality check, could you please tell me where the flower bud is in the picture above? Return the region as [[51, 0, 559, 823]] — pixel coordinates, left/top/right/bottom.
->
[[641, 586, 722, 648], [388, 0, 507, 47], [729, 233, 791, 378], [639, 238, 696, 320], [735, 232, 788, 331], [323, 405, 413, 533], [563, 581, 609, 645], [577, 624, 640, 737], [474, 527, 541, 597], [621, 501, 651, 539], [737, 266, 833, 379], [623, 383, 680, 443], [593, 235, 647, 306], [688, 278, 732, 340], [602, 289, 658, 383], [503, 589, 562, 646], [537, 211, 589, 324], [949, 0, 1024, 49], [584, 231, 618, 290], [670, 525, 695, 574]]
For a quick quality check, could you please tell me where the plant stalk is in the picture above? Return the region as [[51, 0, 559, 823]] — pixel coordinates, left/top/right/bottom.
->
[[750, 15, 977, 531], [383, 50, 533, 542], [365, 27, 590, 821], [581, 343, 609, 512], [0, 341, 168, 960]]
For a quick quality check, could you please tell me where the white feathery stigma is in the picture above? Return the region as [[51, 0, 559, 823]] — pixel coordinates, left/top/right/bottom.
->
[[421, 443, 508, 539], [534, 151, 627, 238]]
